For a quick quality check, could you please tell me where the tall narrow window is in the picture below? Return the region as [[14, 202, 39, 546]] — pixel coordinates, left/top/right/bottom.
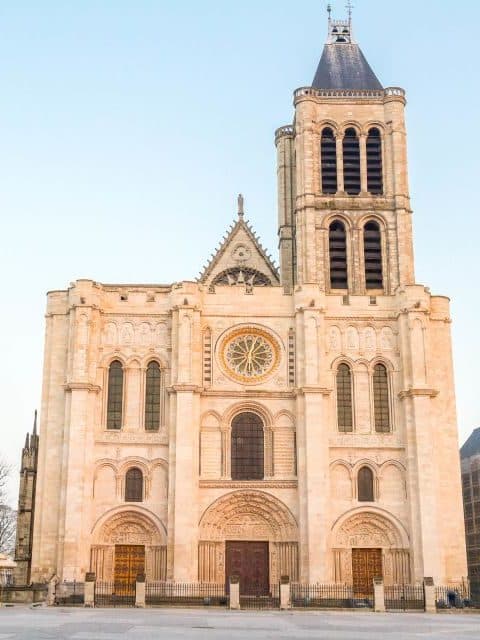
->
[[329, 221, 348, 289], [358, 466, 374, 502], [367, 127, 383, 194], [343, 128, 361, 195], [145, 361, 161, 431], [125, 467, 143, 502], [107, 360, 123, 430], [373, 364, 390, 433], [337, 364, 353, 433], [321, 127, 337, 194], [364, 221, 384, 289], [231, 412, 264, 481]]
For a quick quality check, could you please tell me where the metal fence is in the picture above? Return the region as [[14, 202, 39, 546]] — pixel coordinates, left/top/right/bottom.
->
[[291, 583, 372, 609], [435, 583, 470, 609], [239, 584, 280, 610], [55, 581, 85, 607], [94, 581, 136, 607], [145, 582, 228, 607], [470, 580, 480, 608], [385, 585, 425, 611]]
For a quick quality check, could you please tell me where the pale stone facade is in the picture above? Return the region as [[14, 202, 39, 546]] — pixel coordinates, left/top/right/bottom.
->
[[28, 18, 467, 588]]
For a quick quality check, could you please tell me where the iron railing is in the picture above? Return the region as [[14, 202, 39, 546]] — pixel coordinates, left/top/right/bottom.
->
[[385, 585, 425, 611], [291, 583, 372, 609], [145, 582, 228, 607], [94, 581, 136, 607], [55, 581, 85, 606], [239, 584, 280, 609], [435, 583, 470, 609]]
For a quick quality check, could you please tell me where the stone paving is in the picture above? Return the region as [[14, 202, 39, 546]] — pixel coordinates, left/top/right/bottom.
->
[[0, 607, 479, 640]]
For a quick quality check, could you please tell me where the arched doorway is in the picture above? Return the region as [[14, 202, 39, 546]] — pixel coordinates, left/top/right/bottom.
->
[[199, 491, 298, 594], [331, 509, 410, 592], [90, 510, 166, 583]]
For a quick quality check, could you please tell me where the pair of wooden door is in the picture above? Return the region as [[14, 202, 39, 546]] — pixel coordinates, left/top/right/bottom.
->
[[225, 541, 269, 595], [114, 545, 145, 585], [352, 548, 383, 595]]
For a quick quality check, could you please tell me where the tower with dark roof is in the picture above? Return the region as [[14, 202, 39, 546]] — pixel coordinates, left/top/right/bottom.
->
[[461, 429, 480, 577]]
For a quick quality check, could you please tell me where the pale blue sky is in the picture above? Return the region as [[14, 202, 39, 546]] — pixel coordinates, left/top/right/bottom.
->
[[1, 0, 479, 504]]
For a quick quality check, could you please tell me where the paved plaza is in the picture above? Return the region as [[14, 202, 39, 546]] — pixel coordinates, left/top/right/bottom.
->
[[0, 607, 479, 640]]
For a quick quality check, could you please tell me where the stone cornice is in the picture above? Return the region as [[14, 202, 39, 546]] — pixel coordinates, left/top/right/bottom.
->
[[398, 388, 439, 400], [199, 479, 298, 489], [201, 389, 295, 399], [297, 387, 332, 396], [64, 382, 101, 393], [95, 432, 168, 445], [168, 385, 203, 394]]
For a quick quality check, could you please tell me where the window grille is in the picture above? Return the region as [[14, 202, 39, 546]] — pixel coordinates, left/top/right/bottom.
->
[[343, 128, 361, 195], [364, 221, 384, 290], [367, 127, 383, 195], [145, 361, 162, 431], [231, 412, 264, 481], [337, 364, 353, 433], [329, 220, 348, 289], [358, 466, 374, 502], [321, 127, 337, 194], [125, 467, 143, 502], [203, 329, 212, 386], [373, 364, 390, 433], [106, 360, 123, 430]]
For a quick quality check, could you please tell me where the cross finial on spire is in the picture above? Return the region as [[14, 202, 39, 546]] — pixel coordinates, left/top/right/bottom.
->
[[327, 3, 332, 24], [346, 0, 354, 26], [237, 193, 244, 218]]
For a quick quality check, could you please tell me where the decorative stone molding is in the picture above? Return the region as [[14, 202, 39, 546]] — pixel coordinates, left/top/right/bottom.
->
[[64, 383, 101, 393], [199, 480, 297, 489], [398, 388, 439, 400]]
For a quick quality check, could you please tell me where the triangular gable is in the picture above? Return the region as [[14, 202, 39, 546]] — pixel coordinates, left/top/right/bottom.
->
[[198, 214, 280, 287]]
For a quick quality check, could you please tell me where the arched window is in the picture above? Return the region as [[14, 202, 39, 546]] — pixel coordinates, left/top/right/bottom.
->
[[329, 220, 348, 289], [321, 127, 337, 194], [125, 467, 143, 502], [337, 364, 353, 433], [343, 128, 361, 195], [231, 412, 264, 481], [373, 364, 390, 433], [106, 360, 123, 430], [364, 221, 384, 289], [145, 361, 162, 431], [367, 127, 383, 195], [358, 466, 374, 502]]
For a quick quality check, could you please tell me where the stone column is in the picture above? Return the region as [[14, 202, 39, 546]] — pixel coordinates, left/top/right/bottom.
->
[[373, 578, 385, 613], [84, 573, 95, 608], [135, 574, 146, 608], [359, 134, 368, 194], [280, 576, 291, 610], [424, 578, 436, 614], [336, 135, 344, 193], [229, 576, 240, 610]]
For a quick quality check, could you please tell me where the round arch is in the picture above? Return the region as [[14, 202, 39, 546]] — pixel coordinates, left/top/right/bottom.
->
[[330, 507, 410, 549]]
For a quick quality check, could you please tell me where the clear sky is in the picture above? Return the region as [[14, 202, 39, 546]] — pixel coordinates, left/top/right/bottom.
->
[[0, 0, 479, 505]]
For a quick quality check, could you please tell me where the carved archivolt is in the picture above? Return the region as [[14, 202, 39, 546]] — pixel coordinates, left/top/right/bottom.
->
[[332, 509, 409, 550], [199, 490, 298, 542], [92, 509, 166, 546]]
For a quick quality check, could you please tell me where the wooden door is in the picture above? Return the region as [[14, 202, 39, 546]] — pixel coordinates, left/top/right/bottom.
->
[[225, 541, 269, 595], [114, 545, 145, 585], [352, 548, 383, 596]]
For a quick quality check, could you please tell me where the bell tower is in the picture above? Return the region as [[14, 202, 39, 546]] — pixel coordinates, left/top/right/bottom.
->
[[276, 11, 414, 294]]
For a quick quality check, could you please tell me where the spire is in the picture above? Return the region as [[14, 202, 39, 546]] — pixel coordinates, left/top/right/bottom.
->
[[32, 409, 37, 437], [312, 5, 383, 91]]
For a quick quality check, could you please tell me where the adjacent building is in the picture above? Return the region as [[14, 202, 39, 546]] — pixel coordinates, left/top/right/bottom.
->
[[15, 14, 467, 593], [461, 428, 480, 578]]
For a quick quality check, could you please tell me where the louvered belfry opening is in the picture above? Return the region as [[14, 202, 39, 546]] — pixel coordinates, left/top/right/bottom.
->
[[373, 364, 390, 433], [125, 467, 143, 502], [231, 412, 264, 481], [107, 360, 123, 430], [367, 127, 383, 195], [329, 220, 348, 289], [337, 364, 353, 433], [321, 127, 337, 194], [343, 128, 361, 195], [358, 467, 375, 502], [364, 221, 384, 290], [145, 361, 161, 431]]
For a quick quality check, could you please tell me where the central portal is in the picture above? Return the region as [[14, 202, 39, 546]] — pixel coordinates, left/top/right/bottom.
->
[[352, 548, 383, 596], [225, 541, 269, 595], [114, 545, 145, 585]]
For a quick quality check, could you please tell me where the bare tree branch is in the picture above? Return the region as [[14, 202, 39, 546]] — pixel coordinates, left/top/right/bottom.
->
[[0, 506, 16, 556], [0, 458, 12, 505]]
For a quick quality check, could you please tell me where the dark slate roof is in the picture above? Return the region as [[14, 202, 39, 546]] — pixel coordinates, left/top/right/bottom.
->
[[312, 43, 383, 91], [461, 428, 480, 459]]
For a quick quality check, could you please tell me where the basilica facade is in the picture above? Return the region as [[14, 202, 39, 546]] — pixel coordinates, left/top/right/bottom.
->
[[21, 18, 467, 593]]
